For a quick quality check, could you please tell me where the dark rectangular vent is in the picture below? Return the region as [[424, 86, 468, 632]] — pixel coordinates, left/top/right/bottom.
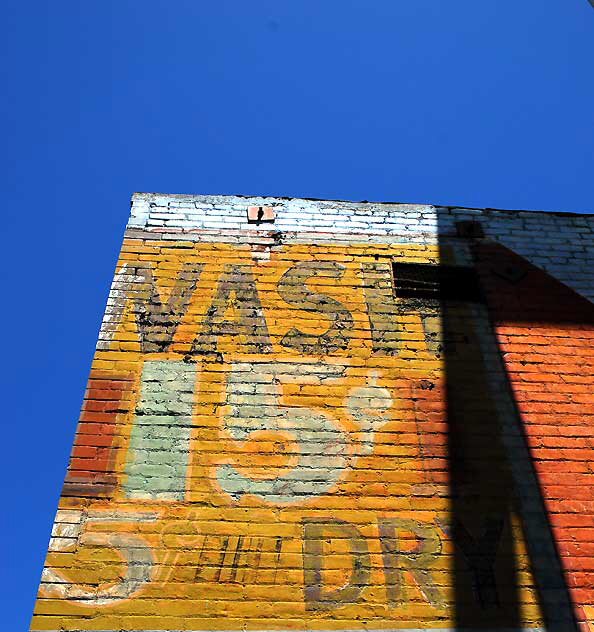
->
[[455, 220, 484, 238], [392, 262, 484, 303]]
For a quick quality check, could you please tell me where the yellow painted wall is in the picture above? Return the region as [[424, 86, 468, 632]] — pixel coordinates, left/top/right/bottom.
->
[[30, 240, 542, 630]]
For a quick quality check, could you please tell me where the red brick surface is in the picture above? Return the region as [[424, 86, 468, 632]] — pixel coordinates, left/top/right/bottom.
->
[[62, 371, 133, 497], [475, 242, 594, 627]]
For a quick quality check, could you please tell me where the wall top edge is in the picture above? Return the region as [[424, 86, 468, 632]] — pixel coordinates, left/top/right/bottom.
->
[[130, 192, 594, 218], [31, 629, 547, 632]]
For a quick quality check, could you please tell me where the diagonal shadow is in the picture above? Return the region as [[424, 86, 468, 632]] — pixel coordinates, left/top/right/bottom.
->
[[433, 220, 582, 630]]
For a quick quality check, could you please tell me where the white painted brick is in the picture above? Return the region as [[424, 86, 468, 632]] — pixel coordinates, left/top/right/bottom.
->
[[126, 193, 594, 303]]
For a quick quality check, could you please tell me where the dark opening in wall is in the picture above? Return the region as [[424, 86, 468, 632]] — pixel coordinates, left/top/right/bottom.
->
[[391, 262, 484, 304], [455, 219, 484, 239]]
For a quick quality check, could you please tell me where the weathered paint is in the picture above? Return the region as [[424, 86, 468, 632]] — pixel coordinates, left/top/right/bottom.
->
[[30, 194, 594, 631], [123, 360, 197, 500]]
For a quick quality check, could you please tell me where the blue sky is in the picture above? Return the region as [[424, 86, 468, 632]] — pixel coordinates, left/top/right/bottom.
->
[[2, 1, 593, 629]]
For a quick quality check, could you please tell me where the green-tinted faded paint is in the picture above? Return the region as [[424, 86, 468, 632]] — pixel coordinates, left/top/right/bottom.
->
[[123, 360, 196, 500]]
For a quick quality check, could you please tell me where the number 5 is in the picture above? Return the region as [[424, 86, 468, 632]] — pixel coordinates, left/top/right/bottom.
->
[[217, 361, 350, 504], [40, 510, 158, 605]]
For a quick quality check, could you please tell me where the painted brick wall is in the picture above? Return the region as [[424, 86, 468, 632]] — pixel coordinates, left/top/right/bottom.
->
[[30, 194, 594, 631]]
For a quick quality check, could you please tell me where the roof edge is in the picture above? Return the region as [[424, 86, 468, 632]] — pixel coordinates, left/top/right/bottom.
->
[[130, 192, 594, 218]]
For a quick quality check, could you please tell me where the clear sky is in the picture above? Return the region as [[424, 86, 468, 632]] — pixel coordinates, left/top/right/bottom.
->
[[2, 1, 593, 629]]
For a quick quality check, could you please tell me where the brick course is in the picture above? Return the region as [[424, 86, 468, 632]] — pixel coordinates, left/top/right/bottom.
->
[[30, 194, 594, 631]]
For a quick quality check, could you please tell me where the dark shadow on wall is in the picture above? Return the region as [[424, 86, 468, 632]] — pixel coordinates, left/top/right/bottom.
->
[[442, 297, 523, 628], [431, 219, 581, 630]]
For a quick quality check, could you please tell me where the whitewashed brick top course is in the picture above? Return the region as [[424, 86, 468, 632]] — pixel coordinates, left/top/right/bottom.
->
[[127, 193, 594, 303]]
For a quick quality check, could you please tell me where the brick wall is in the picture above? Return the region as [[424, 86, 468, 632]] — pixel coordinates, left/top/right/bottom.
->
[[30, 194, 594, 631]]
